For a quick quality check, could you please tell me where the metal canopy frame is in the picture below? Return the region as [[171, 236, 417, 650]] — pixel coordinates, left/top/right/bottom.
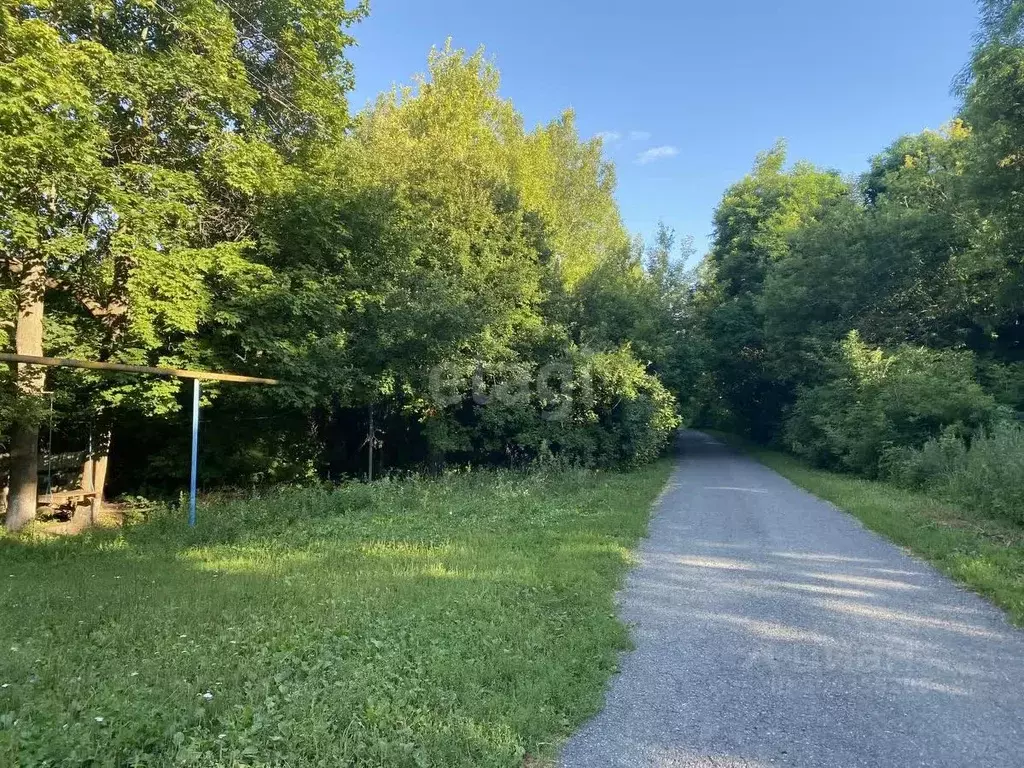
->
[[0, 353, 279, 527]]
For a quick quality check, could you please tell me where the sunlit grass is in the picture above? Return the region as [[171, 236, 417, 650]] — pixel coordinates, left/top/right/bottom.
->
[[718, 436, 1024, 626], [0, 463, 673, 767]]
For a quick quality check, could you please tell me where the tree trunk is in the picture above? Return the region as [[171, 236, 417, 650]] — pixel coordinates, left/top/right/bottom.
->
[[6, 260, 46, 532], [89, 429, 110, 525]]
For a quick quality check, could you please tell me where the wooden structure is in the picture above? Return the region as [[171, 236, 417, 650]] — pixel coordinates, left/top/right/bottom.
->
[[0, 353, 277, 527], [37, 449, 98, 507], [1, 449, 104, 523], [0, 354, 277, 385]]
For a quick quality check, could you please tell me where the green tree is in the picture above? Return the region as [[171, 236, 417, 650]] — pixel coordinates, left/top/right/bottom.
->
[[691, 142, 846, 439], [959, 1, 1024, 366], [574, 224, 696, 403], [0, 0, 364, 529], [762, 124, 976, 371]]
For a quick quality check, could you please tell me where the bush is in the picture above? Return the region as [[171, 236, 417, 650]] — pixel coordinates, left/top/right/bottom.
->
[[884, 421, 1024, 524], [425, 346, 681, 469], [586, 348, 682, 467], [785, 331, 1001, 476], [880, 426, 969, 487]]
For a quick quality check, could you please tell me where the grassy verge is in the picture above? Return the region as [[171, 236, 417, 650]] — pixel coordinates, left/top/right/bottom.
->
[[711, 433, 1024, 626], [0, 462, 672, 767]]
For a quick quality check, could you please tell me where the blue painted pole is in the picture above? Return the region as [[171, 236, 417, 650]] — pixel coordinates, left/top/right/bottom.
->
[[189, 378, 200, 527]]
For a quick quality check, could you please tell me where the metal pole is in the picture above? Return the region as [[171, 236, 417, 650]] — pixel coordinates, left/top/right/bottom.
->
[[368, 403, 374, 483], [46, 392, 54, 498], [189, 379, 200, 527], [88, 425, 95, 527]]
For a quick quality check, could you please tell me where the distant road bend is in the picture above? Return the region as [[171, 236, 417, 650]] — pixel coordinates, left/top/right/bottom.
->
[[560, 431, 1024, 768]]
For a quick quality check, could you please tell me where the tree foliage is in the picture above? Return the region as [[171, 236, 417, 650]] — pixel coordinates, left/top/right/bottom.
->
[[10, 0, 1024, 532], [688, 1, 1024, 501], [1, 25, 684, 525]]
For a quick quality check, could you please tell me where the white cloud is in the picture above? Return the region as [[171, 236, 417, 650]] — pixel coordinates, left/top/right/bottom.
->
[[629, 130, 652, 141], [636, 145, 679, 164], [595, 131, 622, 143]]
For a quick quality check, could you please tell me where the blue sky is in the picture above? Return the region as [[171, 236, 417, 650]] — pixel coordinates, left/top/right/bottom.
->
[[347, 0, 979, 258]]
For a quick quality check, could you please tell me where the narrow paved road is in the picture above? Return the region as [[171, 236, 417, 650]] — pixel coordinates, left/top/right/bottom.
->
[[560, 431, 1024, 768]]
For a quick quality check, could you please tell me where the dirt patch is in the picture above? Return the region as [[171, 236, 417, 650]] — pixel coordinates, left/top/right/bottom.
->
[[2, 502, 128, 537]]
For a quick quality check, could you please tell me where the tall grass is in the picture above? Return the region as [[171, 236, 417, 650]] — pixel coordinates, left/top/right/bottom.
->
[[0, 463, 673, 767], [883, 421, 1024, 524]]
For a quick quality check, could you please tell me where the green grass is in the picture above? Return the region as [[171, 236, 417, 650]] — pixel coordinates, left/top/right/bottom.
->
[[713, 434, 1024, 626], [0, 462, 673, 767]]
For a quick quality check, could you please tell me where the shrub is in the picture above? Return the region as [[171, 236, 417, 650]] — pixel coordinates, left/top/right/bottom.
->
[[785, 331, 1000, 476], [880, 426, 969, 487], [884, 421, 1024, 524], [425, 346, 681, 469], [586, 348, 682, 467]]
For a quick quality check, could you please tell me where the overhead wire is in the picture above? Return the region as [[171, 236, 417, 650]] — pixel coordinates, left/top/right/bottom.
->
[[149, 0, 320, 128], [213, 0, 326, 85]]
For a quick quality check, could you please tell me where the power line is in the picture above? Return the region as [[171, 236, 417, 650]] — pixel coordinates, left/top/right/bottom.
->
[[213, 0, 325, 85], [149, 0, 316, 127]]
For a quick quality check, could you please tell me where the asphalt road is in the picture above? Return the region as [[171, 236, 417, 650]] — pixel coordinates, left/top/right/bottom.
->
[[559, 431, 1024, 768]]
